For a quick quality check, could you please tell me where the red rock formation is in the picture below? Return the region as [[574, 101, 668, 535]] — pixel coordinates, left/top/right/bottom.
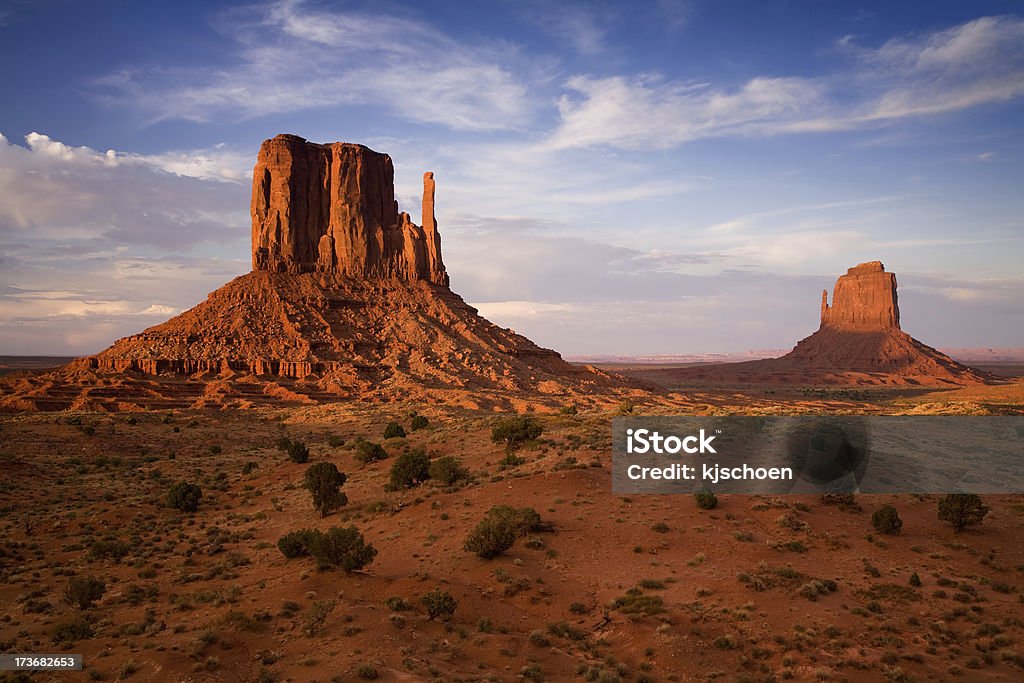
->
[[0, 134, 632, 410], [820, 261, 899, 330], [654, 261, 991, 386], [251, 134, 447, 286]]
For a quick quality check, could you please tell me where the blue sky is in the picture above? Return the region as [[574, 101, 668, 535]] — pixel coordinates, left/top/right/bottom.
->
[[1, 0, 1022, 355]]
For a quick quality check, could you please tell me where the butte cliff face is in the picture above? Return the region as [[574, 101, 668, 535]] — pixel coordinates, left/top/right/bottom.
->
[[251, 135, 447, 285], [0, 135, 628, 411], [658, 261, 989, 386], [819, 261, 898, 331], [782, 260, 986, 382]]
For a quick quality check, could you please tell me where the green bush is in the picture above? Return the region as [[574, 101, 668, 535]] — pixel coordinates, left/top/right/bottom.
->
[[491, 416, 543, 450], [387, 449, 430, 490], [167, 481, 202, 513], [938, 494, 989, 533], [287, 440, 310, 464], [304, 462, 348, 518], [694, 489, 718, 510], [428, 456, 470, 486], [63, 576, 106, 610], [89, 539, 130, 562], [464, 515, 517, 559], [383, 421, 406, 439], [487, 505, 549, 535], [420, 588, 457, 620], [52, 618, 93, 643], [276, 436, 293, 451], [307, 526, 378, 572], [356, 665, 379, 680], [872, 504, 903, 535], [354, 440, 388, 465], [464, 505, 549, 559], [410, 415, 430, 431], [277, 530, 316, 559]]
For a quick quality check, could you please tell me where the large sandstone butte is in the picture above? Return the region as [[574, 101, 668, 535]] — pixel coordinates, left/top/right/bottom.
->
[[0, 135, 629, 411], [250, 135, 447, 285], [658, 261, 990, 386]]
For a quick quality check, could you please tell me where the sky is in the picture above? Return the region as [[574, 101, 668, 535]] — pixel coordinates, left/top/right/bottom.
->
[[1, 0, 1022, 356]]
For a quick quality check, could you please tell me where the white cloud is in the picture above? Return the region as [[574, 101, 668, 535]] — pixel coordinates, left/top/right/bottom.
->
[[93, 0, 539, 132], [551, 75, 823, 150], [0, 132, 250, 354], [549, 15, 1024, 150], [0, 132, 249, 246]]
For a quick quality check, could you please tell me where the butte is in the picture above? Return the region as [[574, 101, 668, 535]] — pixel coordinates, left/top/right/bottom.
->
[[0, 135, 627, 411], [657, 261, 991, 387]]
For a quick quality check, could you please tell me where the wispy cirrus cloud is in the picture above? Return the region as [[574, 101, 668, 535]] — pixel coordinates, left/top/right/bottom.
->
[[93, 0, 542, 131], [549, 15, 1024, 149]]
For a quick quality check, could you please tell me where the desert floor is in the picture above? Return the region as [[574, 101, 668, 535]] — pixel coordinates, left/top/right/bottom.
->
[[2, 374, 1023, 682]]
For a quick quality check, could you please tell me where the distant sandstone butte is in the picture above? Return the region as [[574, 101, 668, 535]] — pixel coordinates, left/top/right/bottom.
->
[[819, 261, 898, 330], [781, 260, 987, 381], [251, 134, 447, 285], [658, 261, 991, 386], [0, 134, 627, 410]]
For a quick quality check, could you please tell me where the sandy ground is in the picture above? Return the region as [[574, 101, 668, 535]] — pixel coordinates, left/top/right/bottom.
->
[[2, 380, 1024, 682]]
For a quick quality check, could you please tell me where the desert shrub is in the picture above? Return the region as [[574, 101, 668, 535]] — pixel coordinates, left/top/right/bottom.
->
[[287, 440, 310, 464], [387, 448, 430, 490], [695, 489, 718, 510], [548, 620, 586, 640], [276, 436, 292, 451], [63, 576, 106, 610], [611, 588, 666, 615], [464, 515, 517, 559], [356, 665, 379, 680], [354, 440, 387, 465], [492, 505, 549, 534], [491, 416, 543, 450], [528, 629, 551, 647], [383, 421, 406, 439], [303, 600, 336, 636], [420, 588, 457, 620], [559, 404, 578, 415], [464, 505, 549, 558], [303, 462, 348, 517], [497, 452, 525, 470], [410, 414, 429, 431], [872, 504, 903, 535], [385, 596, 412, 611], [52, 618, 93, 643], [327, 435, 346, 447], [89, 539, 130, 562], [909, 572, 922, 587], [277, 530, 316, 559], [307, 526, 377, 572], [938, 494, 989, 532], [428, 456, 470, 486], [167, 481, 202, 513]]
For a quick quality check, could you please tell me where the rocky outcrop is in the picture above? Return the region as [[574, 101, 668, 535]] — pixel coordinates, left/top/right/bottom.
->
[[820, 261, 899, 330], [782, 261, 986, 381], [0, 133, 634, 410], [251, 134, 447, 285], [653, 260, 991, 386]]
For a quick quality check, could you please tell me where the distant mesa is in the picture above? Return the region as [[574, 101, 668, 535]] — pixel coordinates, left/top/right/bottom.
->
[[0, 134, 625, 411], [661, 261, 991, 386]]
